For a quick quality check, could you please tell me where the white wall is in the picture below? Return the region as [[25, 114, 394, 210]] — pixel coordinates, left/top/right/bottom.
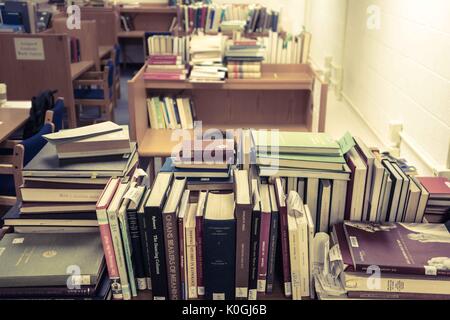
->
[[343, 0, 450, 174]]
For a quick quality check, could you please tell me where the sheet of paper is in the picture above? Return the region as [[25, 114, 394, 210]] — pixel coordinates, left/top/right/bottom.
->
[[43, 121, 122, 143]]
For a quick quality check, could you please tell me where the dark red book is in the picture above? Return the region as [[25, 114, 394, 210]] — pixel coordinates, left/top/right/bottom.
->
[[334, 221, 450, 277], [417, 177, 450, 199], [189, 7, 195, 33], [195, 194, 205, 297], [274, 178, 292, 298], [200, 6, 207, 31]]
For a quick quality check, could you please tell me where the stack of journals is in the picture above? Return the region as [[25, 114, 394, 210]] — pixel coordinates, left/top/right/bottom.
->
[[144, 55, 188, 81], [189, 35, 226, 82], [258, 32, 311, 64], [0, 233, 111, 300], [2, 136, 138, 231], [417, 177, 450, 223], [253, 130, 350, 233], [146, 35, 189, 64], [146, 95, 195, 130], [43, 122, 132, 160], [333, 221, 450, 300], [225, 38, 264, 79]]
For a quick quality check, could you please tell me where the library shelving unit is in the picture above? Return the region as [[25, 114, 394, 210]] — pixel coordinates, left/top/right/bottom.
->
[[128, 63, 328, 181]]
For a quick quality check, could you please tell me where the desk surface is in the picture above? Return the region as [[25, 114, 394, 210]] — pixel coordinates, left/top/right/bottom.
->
[[70, 61, 95, 80], [98, 45, 114, 59], [0, 106, 30, 143]]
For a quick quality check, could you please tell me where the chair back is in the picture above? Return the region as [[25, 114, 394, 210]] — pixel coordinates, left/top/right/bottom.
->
[[114, 44, 121, 67], [20, 122, 54, 166], [51, 99, 65, 132], [105, 60, 114, 88]]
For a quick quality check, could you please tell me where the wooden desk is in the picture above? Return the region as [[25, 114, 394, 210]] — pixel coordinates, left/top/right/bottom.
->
[[0, 107, 30, 143], [99, 45, 114, 59], [71, 61, 95, 80]]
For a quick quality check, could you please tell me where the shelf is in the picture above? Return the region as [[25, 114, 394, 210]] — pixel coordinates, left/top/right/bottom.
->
[[118, 30, 146, 38], [138, 124, 308, 158], [119, 5, 177, 14]]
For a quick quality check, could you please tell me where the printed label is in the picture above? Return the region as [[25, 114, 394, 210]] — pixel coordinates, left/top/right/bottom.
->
[[349, 236, 359, 248], [235, 287, 248, 298], [14, 38, 45, 60], [213, 293, 225, 300], [424, 265, 438, 276], [248, 289, 257, 301], [284, 282, 292, 297], [12, 238, 24, 244]]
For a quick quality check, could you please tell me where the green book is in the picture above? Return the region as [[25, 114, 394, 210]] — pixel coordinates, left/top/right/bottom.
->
[[152, 97, 166, 129], [257, 152, 346, 171], [251, 130, 341, 156], [0, 233, 104, 288]]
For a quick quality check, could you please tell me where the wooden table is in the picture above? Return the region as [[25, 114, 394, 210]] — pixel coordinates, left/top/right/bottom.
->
[[70, 61, 95, 80], [98, 45, 114, 59], [0, 107, 30, 143]]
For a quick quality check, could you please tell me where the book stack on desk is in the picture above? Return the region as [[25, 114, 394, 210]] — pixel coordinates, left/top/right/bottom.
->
[[2, 123, 138, 232], [0, 232, 111, 300], [225, 38, 265, 79], [333, 221, 450, 300], [144, 55, 188, 81], [189, 35, 227, 82]]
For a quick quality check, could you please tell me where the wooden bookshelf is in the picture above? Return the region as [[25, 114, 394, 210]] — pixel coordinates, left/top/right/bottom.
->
[[119, 5, 177, 14], [128, 63, 328, 179]]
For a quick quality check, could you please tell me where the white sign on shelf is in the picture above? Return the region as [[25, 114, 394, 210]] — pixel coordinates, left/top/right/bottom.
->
[[14, 38, 45, 61]]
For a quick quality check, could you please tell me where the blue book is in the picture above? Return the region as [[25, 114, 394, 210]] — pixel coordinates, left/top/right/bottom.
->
[[203, 192, 236, 300]]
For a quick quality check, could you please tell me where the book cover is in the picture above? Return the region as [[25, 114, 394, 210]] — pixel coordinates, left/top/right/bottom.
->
[[257, 184, 271, 294], [266, 184, 279, 294]]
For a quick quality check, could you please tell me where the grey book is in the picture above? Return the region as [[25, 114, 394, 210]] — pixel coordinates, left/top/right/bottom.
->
[[22, 142, 137, 178], [0, 233, 105, 288]]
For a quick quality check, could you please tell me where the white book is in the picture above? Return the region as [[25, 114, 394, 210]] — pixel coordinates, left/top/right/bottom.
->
[[293, 194, 309, 298], [306, 178, 319, 227], [414, 177, 429, 223], [276, 37, 283, 64], [287, 192, 301, 300], [287, 178, 298, 194], [347, 148, 367, 221], [379, 174, 393, 222], [147, 99, 159, 129], [107, 182, 131, 300], [329, 180, 348, 227], [271, 32, 278, 63], [297, 178, 306, 200], [368, 159, 385, 222], [318, 180, 331, 233], [286, 39, 292, 64], [403, 178, 421, 223], [304, 204, 315, 299]]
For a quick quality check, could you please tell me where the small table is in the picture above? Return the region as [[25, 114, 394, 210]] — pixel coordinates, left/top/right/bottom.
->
[[0, 103, 31, 143], [70, 61, 95, 80]]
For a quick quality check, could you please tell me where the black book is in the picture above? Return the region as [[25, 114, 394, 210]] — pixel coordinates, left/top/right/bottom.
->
[[126, 185, 147, 291], [204, 192, 236, 300], [143, 172, 174, 300], [266, 184, 279, 294], [248, 179, 261, 300], [137, 188, 152, 290]]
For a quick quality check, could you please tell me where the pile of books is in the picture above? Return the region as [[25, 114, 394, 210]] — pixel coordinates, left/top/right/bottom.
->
[[253, 130, 350, 233], [333, 221, 450, 300], [225, 38, 265, 79], [2, 122, 138, 232], [146, 95, 195, 130], [146, 34, 189, 64], [417, 177, 450, 223], [258, 32, 311, 64], [144, 54, 188, 81], [189, 35, 227, 82], [0, 233, 111, 300]]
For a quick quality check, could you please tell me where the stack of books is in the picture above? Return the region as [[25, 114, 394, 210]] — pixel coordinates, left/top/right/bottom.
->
[[146, 95, 195, 130], [417, 177, 450, 223], [144, 54, 188, 81], [2, 123, 138, 233], [225, 38, 265, 79], [0, 233, 111, 300], [253, 130, 350, 233], [146, 35, 189, 64], [189, 35, 227, 82], [166, 139, 236, 191], [334, 221, 450, 300]]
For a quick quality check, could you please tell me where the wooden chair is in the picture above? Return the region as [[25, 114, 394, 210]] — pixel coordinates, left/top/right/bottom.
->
[[0, 122, 54, 206], [74, 60, 115, 124]]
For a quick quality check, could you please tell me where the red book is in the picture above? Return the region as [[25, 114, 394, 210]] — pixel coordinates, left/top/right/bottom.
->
[[143, 73, 186, 81], [274, 178, 292, 298], [189, 7, 195, 33], [417, 177, 450, 199], [200, 6, 207, 31], [257, 184, 272, 294], [95, 178, 121, 300]]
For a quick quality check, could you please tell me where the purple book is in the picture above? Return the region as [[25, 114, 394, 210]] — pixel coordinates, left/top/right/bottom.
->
[[195, 214, 204, 297], [257, 184, 272, 294], [335, 221, 450, 277]]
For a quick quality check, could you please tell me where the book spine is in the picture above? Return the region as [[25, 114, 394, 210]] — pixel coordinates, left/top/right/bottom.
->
[[265, 211, 279, 294], [248, 210, 261, 300], [347, 291, 450, 300], [289, 221, 301, 300], [178, 217, 186, 300], [137, 212, 152, 290], [195, 215, 205, 297], [298, 220, 310, 298], [354, 264, 450, 278], [204, 219, 236, 300], [146, 206, 169, 300], [128, 210, 147, 290], [108, 209, 131, 300], [143, 74, 185, 81], [257, 212, 271, 294], [279, 205, 292, 298], [185, 224, 198, 299], [118, 212, 138, 297], [96, 208, 122, 300], [163, 212, 182, 300], [0, 286, 95, 298], [235, 204, 252, 299]]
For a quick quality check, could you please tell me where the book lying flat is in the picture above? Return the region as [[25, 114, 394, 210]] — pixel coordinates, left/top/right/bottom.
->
[[0, 232, 104, 288], [20, 202, 97, 214], [43, 121, 123, 144], [22, 142, 137, 178], [256, 152, 346, 171], [258, 165, 351, 181], [161, 157, 231, 179]]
